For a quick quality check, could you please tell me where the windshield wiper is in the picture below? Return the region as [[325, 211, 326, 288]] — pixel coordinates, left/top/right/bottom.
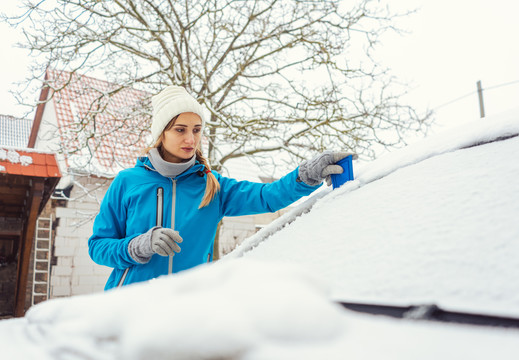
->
[[337, 302, 519, 329]]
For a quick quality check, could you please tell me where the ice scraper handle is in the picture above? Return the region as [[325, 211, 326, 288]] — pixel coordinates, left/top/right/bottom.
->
[[297, 151, 356, 186], [128, 227, 182, 264]]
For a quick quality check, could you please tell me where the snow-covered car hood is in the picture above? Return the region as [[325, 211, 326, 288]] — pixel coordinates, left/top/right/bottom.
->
[[2, 258, 519, 360]]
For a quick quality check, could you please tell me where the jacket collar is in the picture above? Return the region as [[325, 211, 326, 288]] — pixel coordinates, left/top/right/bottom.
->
[[148, 148, 196, 178], [136, 155, 205, 179]]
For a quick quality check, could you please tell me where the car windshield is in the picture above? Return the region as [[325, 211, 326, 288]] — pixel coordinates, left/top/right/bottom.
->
[[229, 113, 519, 320]]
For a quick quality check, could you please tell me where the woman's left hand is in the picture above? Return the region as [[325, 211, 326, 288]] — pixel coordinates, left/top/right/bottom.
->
[[297, 151, 356, 186]]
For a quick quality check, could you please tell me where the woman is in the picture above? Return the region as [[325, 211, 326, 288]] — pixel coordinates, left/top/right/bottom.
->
[[88, 86, 349, 290]]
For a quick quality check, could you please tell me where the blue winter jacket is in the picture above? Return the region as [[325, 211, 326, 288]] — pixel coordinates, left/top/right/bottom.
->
[[88, 156, 320, 290]]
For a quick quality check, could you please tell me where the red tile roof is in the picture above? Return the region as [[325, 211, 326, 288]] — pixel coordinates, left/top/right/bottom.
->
[[43, 69, 152, 176], [0, 147, 61, 178]]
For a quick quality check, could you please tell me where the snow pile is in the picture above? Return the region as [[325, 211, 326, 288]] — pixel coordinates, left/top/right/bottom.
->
[[1, 259, 346, 360], [2, 258, 519, 359], [0, 147, 35, 166], [20, 155, 33, 166], [6, 149, 18, 163]]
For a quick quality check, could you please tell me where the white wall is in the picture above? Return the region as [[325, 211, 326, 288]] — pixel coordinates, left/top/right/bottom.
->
[[219, 210, 289, 256], [219, 216, 257, 256], [50, 176, 112, 297], [33, 90, 73, 190]]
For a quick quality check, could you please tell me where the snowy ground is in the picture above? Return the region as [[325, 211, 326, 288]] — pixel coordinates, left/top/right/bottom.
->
[[1, 110, 519, 359]]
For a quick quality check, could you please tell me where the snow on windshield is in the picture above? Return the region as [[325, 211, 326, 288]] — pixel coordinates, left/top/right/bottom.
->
[[230, 110, 519, 318]]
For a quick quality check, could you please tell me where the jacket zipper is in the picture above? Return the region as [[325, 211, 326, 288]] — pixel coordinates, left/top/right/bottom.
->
[[118, 186, 164, 288], [156, 187, 164, 227], [169, 179, 176, 274]]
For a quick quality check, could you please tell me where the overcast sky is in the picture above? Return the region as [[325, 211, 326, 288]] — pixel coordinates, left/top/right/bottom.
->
[[378, 0, 519, 132], [1, 0, 518, 136]]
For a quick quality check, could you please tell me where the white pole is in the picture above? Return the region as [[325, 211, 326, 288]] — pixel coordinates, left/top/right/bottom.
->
[[477, 80, 485, 118]]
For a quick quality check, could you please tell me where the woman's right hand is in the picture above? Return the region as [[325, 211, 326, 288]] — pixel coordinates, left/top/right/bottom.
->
[[150, 228, 183, 256], [128, 227, 182, 264]]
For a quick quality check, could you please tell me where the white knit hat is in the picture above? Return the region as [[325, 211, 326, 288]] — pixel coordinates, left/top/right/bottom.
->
[[151, 85, 205, 142]]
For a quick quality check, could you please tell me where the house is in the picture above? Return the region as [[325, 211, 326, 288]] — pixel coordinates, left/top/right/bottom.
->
[[27, 68, 289, 301], [26, 68, 150, 299]]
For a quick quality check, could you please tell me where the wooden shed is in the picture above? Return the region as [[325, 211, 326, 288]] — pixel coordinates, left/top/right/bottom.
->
[[0, 147, 61, 317]]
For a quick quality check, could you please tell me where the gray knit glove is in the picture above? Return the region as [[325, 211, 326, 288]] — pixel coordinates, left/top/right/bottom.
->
[[128, 227, 183, 264], [297, 151, 354, 186]]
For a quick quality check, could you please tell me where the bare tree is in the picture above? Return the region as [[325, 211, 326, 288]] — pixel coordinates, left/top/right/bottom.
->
[[6, 0, 430, 171]]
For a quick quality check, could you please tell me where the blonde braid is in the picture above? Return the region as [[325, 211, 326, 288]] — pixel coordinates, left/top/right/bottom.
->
[[196, 148, 220, 208]]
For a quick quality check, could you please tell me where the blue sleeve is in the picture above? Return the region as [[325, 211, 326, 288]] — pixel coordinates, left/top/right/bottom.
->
[[88, 175, 141, 269], [217, 167, 321, 217]]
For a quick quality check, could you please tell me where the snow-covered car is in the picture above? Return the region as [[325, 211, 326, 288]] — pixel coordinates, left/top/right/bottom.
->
[[233, 110, 519, 322], [230, 110, 519, 355], [1, 111, 519, 359]]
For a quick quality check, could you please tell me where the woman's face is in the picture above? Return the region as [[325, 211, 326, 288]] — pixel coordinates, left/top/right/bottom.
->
[[161, 112, 202, 163]]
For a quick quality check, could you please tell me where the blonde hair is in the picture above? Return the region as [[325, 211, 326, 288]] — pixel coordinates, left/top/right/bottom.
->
[[195, 148, 220, 208], [143, 116, 220, 208]]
